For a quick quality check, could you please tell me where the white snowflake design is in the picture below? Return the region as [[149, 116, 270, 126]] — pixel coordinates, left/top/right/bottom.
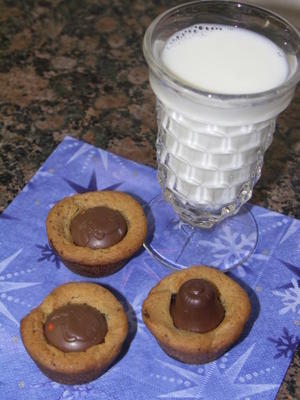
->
[[31, 379, 96, 400], [197, 224, 257, 269], [155, 344, 278, 399], [236, 252, 269, 278], [272, 278, 300, 315], [65, 141, 109, 174], [0, 249, 40, 326], [22, 168, 54, 193]]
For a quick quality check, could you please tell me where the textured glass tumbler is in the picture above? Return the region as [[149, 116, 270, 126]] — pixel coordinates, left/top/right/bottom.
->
[[143, 1, 300, 228]]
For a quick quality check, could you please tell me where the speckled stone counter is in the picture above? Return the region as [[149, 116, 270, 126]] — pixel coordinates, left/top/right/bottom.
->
[[0, 1, 299, 398]]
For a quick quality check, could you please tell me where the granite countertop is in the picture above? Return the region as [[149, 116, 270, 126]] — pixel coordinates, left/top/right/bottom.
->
[[0, 0, 299, 398]]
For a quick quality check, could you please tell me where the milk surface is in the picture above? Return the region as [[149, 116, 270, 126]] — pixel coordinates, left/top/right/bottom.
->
[[153, 25, 292, 207], [162, 24, 289, 94]]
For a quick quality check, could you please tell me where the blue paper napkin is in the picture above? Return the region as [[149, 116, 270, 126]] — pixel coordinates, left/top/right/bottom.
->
[[0, 136, 299, 400]]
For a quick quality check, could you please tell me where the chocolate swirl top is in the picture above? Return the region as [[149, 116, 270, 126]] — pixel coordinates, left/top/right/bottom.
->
[[44, 303, 108, 352], [70, 206, 127, 249], [170, 278, 225, 333]]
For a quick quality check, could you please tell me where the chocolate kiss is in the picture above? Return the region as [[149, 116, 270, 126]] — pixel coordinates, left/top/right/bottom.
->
[[170, 278, 225, 333], [70, 206, 127, 249], [44, 303, 108, 352]]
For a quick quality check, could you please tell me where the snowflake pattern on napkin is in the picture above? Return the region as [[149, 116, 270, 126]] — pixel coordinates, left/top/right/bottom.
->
[[0, 136, 299, 400]]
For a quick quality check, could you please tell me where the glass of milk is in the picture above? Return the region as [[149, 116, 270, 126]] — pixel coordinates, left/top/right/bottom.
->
[[143, 0, 300, 270], [144, 0, 299, 229]]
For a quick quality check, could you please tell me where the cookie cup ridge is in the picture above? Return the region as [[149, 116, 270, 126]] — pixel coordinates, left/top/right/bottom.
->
[[46, 191, 147, 276], [20, 282, 128, 384], [142, 266, 251, 364]]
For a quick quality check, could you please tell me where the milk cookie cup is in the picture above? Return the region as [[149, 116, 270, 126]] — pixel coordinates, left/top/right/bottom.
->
[[142, 266, 251, 364], [20, 282, 128, 385], [46, 191, 147, 277]]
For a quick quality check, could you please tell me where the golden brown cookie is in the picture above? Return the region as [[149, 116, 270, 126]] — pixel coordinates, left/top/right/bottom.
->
[[142, 266, 251, 364], [46, 191, 147, 277], [20, 282, 128, 385]]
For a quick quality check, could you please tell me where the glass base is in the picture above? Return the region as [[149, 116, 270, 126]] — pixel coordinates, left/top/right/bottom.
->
[[143, 194, 258, 271]]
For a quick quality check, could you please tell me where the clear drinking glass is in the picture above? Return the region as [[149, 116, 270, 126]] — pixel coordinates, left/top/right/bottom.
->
[[143, 0, 300, 229], [143, 1, 300, 270]]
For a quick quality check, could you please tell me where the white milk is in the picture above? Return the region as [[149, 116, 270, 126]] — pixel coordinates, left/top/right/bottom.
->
[[152, 25, 292, 206], [162, 24, 289, 94]]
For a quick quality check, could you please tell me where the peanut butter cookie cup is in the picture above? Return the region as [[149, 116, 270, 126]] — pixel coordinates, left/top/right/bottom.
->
[[46, 191, 147, 277], [142, 266, 251, 364], [20, 282, 128, 384]]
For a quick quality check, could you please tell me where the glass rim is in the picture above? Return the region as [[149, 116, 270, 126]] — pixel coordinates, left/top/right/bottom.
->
[[143, 0, 300, 102]]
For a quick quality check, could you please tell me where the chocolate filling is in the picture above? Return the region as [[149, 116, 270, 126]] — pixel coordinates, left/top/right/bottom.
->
[[170, 278, 225, 333], [70, 206, 127, 249], [44, 303, 108, 352]]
